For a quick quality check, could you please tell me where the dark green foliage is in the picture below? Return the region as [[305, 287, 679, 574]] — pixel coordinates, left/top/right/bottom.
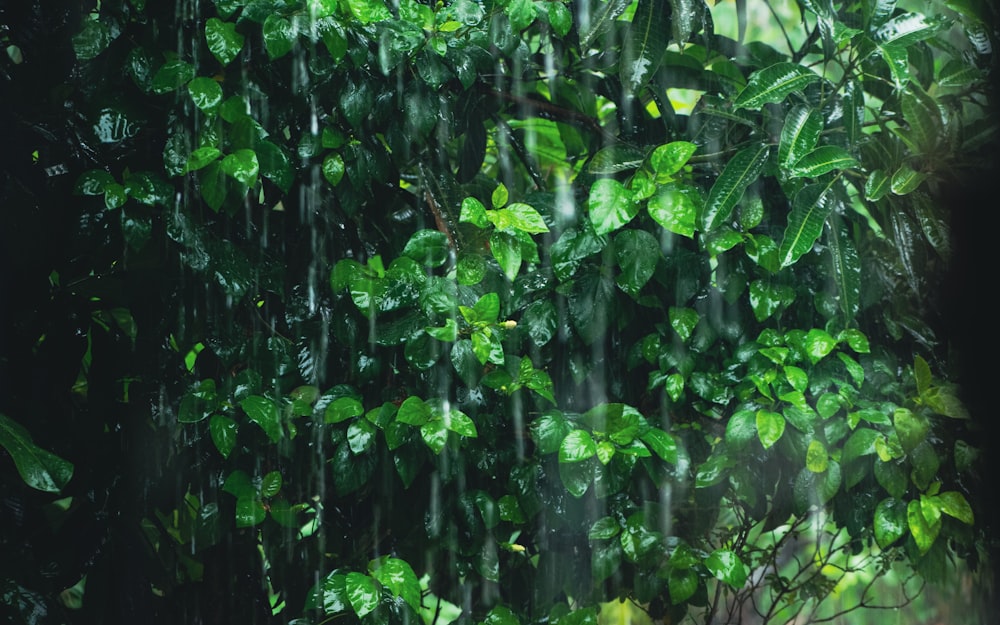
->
[[1, 0, 997, 623]]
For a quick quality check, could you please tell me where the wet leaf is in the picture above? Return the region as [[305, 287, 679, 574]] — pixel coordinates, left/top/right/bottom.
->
[[804, 328, 837, 363], [827, 217, 861, 319], [705, 549, 748, 589], [779, 183, 834, 267], [209, 415, 237, 458], [188, 77, 223, 112], [669, 568, 699, 604], [559, 430, 598, 463], [205, 18, 245, 66], [873, 497, 907, 549], [587, 145, 645, 174], [73, 19, 114, 61], [579, 0, 632, 48], [152, 60, 196, 94], [186, 146, 222, 173], [933, 491, 974, 524], [322, 572, 349, 613], [345, 572, 379, 618], [907, 498, 941, 554], [235, 496, 266, 527], [261, 471, 282, 498], [371, 557, 421, 613], [733, 63, 820, 110], [620, 0, 669, 94], [403, 229, 450, 267], [650, 141, 697, 177], [489, 231, 523, 281], [588, 178, 638, 235], [0, 413, 74, 493], [221, 149, 259, 186], [648, 183, 700, 237], [615, 229, 659, 295], [893, 408, 927, 452], [875, 12, 945, 47], [640, 429, 677, 464], [756, 410, 785, 449], [779, 105, 822, 167], [701, 144, 769, 231], [789, 146, 857, 178], [241, 395, 283, 442], [669, 307, 700, 341], [263, 15, 295, 59]]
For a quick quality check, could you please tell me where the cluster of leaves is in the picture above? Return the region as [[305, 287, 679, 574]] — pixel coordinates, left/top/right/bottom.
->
[[1, 0, 997, 623]]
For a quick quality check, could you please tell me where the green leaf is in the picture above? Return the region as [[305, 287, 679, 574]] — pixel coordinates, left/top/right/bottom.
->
[[489, 231, 523, 281], [559, 430, 598, 463], [890, 164, 927, 195], [579, 0, 632, 48], [188, 77, 224, 112], [620, 0, 669, 94], [348, 419, 377, 453], [75, 170, 115, 195], [344, 572, 379, 618], [877, 43, 910, 88], [640, 429, 678, 464], [648, 183, 700, 238], [523, 300, 558, 347], [261, 471, 282, 498], [460, 197, 489, 228], [371, 557, 421, 613], [701, 144, 769, 231], [587, 145, 645, 174], [236, 496, 266, 527], [209, 415, 238, 458], [875, 12, 945, 47], [483, 606, 521, 625], [827, 217, 861, 320], [72, 19, 114, 61], [241, 395, 283, 442], [263, 15, 296, 59], [650, 141, 697, 177], [725, 410, 757, 450], [488, 203, 550, 233], [907, 498, 941, 554], [669, 568, 699, 604], [322, 153, 345, 186], [933, 491, 974, 525], [733, 63, 821, 110], [507, 0, 538, 31], [789, 146, 857, 178], [205, 18, 245, 66], [186, 146, 222, 172], [0, 413, 74, 493], [804, 328, 837, 363], [321, 572, 349, 613], [705, 549, 748, 589], [403, 229, 450, 267], [397, 396, 431, 426], [806, 439, 829, 472], [779, 105, 822, 167], [779, 183, 835, 267], [669, 307, 700, 341], [614, 229, 659, 295], [152, 59, 196, 94], [588, 178, 638, 235], [756, 410, 785, 449], [893, 408, 928, 452], [221, 149, 259, 186], [589, 516, 621, 539]]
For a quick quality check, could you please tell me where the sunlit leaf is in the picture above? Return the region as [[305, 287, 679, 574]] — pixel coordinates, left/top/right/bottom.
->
[[756, 410, 785, 449]]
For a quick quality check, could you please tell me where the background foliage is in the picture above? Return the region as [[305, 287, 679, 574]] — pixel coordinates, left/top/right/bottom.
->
[[1, 0, 998, 623]]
